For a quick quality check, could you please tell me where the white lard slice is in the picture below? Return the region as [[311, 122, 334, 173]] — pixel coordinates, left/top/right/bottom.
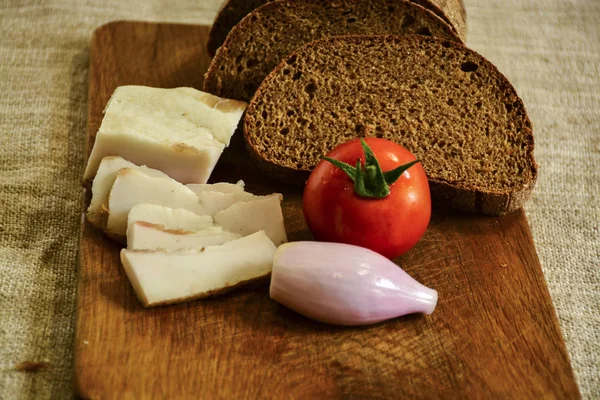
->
[[86, 156, 169, 228], [186, 180, 245, 194], [120, 231, 276, 307], [194, 190, 256, 216], [127, 222, 241, 251], [126, 204, 212, 235], [214, 194, 288, 246], [83, 86, 247, 185], [106, 169, 200, 238]]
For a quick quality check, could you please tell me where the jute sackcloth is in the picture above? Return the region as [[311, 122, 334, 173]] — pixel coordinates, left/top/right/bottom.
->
[[0, 0, 597, 398]]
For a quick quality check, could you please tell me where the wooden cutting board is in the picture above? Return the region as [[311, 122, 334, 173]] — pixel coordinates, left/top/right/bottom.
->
[[75, 21, 580, 399]]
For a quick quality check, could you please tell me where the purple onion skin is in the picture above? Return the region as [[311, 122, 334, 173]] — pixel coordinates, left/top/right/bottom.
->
[[270, 242, 438, 326]]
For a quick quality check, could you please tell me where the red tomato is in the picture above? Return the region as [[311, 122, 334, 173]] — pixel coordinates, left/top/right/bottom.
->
[[302, 138, 431, 259]]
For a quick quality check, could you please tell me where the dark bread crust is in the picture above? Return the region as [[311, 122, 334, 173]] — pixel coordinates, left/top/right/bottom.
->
[[414, 0, 466, 41], [206, 0, 467, 57], [243, 35, 538, 216], [204, 0, 461, 102], [428, 178, 535, 216]]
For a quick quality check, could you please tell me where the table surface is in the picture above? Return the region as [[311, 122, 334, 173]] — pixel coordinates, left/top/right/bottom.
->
[[0, 0, 598, 398]]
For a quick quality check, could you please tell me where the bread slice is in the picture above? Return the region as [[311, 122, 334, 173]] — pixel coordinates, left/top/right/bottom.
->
[[243, 35, 537, 215], [206, 0, 466, 56], [415, 0, 466, 42], [203, 0, 461, 102], [207, 0, 272, 58]]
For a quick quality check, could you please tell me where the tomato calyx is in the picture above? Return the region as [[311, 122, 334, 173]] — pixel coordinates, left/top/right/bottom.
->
[[322, 139, 419, 199]]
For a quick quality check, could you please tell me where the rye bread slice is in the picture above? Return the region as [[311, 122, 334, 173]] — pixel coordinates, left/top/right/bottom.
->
[[243, 35, 537, 215], [206, 0, 467, 56], [203, 0, 460, 102]]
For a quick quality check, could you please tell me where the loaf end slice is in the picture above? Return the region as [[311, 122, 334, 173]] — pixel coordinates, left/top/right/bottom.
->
[[204, 0, 461, 102], [414, 0, 466, 41], [244, 35, 537, 215], [206, 0, 466, 56]]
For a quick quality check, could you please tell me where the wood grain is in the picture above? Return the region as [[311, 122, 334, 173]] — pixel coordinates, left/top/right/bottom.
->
[[75, 21, 580, 399]]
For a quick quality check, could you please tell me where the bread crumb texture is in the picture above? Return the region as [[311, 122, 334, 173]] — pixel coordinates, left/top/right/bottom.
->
[[245, 35, 536, 197], [204, 0, 459, 101], [206, 0, 466, 56]]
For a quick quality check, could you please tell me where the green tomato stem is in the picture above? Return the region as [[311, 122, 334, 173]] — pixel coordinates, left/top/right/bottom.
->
[[321, 139, 420, 199]]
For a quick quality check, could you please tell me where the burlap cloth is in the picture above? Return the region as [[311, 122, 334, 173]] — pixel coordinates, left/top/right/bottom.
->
[[0, 0, 598, 398]]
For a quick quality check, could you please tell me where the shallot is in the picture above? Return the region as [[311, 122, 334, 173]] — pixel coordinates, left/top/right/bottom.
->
[[270, 241, 437, 326]]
